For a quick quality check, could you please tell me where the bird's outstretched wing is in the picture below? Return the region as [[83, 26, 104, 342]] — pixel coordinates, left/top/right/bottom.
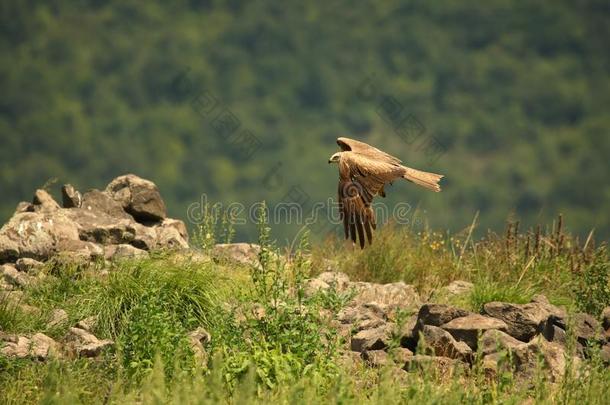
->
[[337, 137, 402, 165], [338, 179, 376, 249], [337, 153, 405, 248]]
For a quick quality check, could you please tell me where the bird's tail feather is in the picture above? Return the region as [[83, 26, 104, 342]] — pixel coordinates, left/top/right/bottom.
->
[[402, 166, 444, 192]]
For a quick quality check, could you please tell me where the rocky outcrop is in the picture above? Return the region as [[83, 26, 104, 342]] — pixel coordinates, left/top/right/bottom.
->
[[303, 271, 609, 380], [0, 174, 188, 265]]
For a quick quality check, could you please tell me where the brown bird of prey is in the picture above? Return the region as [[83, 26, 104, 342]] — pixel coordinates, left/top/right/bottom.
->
[[328, 137, 444, 248]]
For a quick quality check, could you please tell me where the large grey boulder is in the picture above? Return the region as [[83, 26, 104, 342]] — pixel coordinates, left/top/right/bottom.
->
[[482, 300, 564, 342], [105, 174, 167, 222], [416, 304, 471, 328], [81, 189, 133, 220], [0, 211, 79, 262]]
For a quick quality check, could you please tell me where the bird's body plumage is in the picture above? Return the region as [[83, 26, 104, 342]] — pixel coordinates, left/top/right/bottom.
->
[[329, 137, 444, 248]]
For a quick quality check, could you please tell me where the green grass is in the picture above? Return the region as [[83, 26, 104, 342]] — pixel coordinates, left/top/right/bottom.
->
[[1, 215, 609, 404]]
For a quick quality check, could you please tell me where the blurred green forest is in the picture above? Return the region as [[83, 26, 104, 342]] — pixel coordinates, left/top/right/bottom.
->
[[1, 0, 609, 242]]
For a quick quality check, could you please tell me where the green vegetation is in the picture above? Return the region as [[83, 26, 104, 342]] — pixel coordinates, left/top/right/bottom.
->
[[1, 215, 609, 404], [1, 0, 610, 241]]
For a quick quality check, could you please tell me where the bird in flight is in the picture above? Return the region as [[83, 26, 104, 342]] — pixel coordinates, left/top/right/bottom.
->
[[328, 137, 444, 248]]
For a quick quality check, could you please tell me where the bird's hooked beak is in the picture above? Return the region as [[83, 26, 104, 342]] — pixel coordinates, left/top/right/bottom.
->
[[328, 153, 340, 164]]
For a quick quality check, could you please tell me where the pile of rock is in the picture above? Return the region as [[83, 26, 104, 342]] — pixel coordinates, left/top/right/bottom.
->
[[306, 272, 610, 380], [0, 316, 113, 361], [0, 174, 189, 269]]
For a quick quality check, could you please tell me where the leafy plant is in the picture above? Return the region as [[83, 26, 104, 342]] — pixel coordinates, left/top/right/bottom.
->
[[572, 246, 610, 316]]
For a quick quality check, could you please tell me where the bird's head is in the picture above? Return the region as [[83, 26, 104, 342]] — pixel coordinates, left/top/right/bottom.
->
[[328, 152, 342, 164]]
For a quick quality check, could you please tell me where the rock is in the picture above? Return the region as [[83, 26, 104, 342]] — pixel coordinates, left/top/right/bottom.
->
[[441, 314, 508, 350], [154, 221, 189, 249], [351, 324, 393, 352], [362, 349, 414, 370], [403, 355, 459, 377], [337, 303, 386, 326], [362, 350, 390, 367], [601, 345, 610, 365], [482, 301, 557, 342], [81, 189, 133, 220], [104, 244, 149, 261], [105, 174, 167, 222], [188, 327, 211, 365], [397, 314, 419, 350], [414, 304, 471, 339], [480, 329, 523, 356], [316, 272, 351, 291], [76, 316, 98, 332], [130, 223, 158, 250], [61, 184, 82, 208], [512, 336, 573, 382], [47, 308, 69, 328], [420, 325, 473, 362], [337, 350, 364, 369], [416, 304, 471, 327], [65, 208, 135, 245], [0, 333, 59, 360], [157, 218, 188, 241], [481, 352, 513, 381], [350, 281, 420, 310], [212, 243, 261, 266], [304, 278, 330, 296], [602, 307, 610, 331], [0, 335, 29, 358], [0, 276, 12, 290], [32, 189, 60, 212], [389, 347, 414, 363], [0, 211, 79, 262], [540, 321, 588, 357], [66, 327, 113, 357], [15, 257, 44, 273], [442, 280, 474, 295], [55, 239, 104, 262], [355, 317, 387, 332], [31, 333, 60, 360], [14, 201, 34, 214], [1, 264, 31, 287], [571, 313, 602, 346]]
